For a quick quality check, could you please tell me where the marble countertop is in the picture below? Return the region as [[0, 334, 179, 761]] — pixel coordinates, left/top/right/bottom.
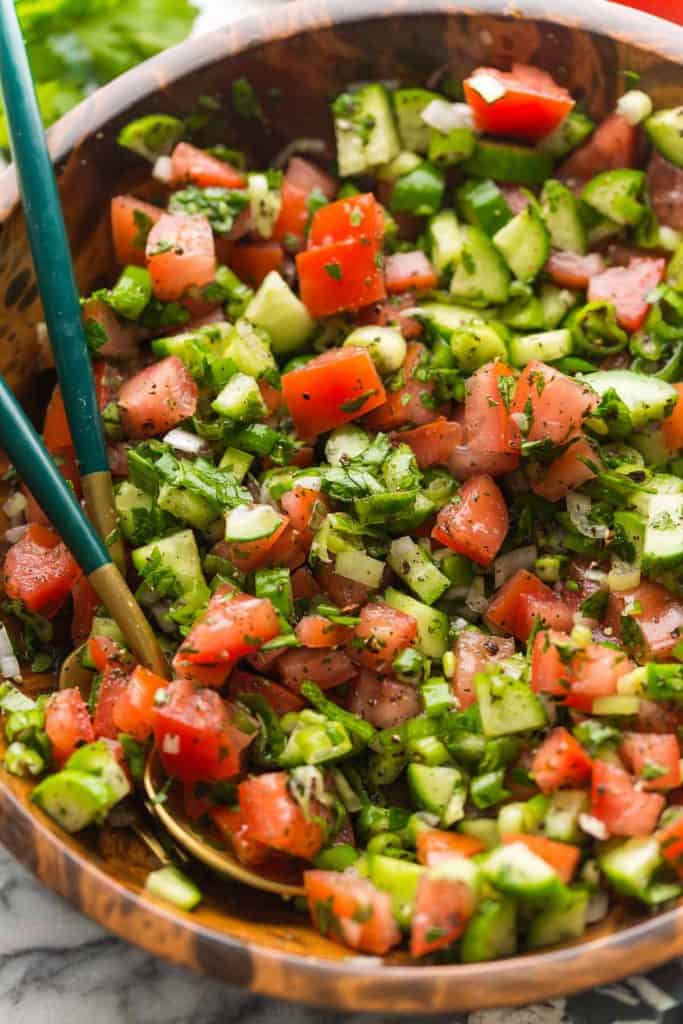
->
[[3, 1, 683, 1021]]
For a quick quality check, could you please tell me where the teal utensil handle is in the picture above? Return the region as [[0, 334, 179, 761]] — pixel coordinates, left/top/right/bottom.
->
[[0, 376, 108, 575], [0, 0, 108, 477]]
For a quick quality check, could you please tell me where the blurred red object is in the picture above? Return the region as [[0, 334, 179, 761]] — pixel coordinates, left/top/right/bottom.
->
[[612, 0, 683, 23]]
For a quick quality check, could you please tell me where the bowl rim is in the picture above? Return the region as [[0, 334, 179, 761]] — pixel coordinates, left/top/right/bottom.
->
[[2, 0, 683, 1011]]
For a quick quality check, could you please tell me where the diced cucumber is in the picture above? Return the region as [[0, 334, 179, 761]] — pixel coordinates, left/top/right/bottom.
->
[[645, 107, 683, 169], [540, 110, 595, 158], [475, 674, 547, 738], [527, 887, 588, 949], [324, 424, 371, 466], [224, 503, 283, 543], [592, 695, 641, 716], [631, 428, 672, 469], [457, 178, 512, 237], [132, 529, 206, 597], [151, 328, 220, 380], [481, 842, 566, 905], [392, 88, 440, 153], [366, 853, 424, 928], [431, 853, 481, 895], [219, 320, 276, 378], [450, 226, 510, 306], [493, 204, 550, 283], [599, 837, 661, 899], [540, 283, 579, 329], [158, 483, 217, 530], [417, 302, 483, 335], [66, 741, 131, 806], [428, 209, 462, 276], [244, 271, 314, 354], [212, 372, 267, 422], [344, 325, 406, 375], [581, 170, 645, 227], [428, 126, 475, 166], [334, 84, 400, 177], [114, 480, 173, 544], [642, 492, 683, 571], [334, 549, 385, 589], [388, 492, 436, 535], [32, 770, 113, 833], [377, 150, 422, 181], [459, 817, 500, 850], [461, 897, 517, 962], [218, 446, 253, 481], [497, 802, 526, 836], [384, 587, 449, 658], [407, 763, 466, 826], [544, 790, 588, 844], [388, 536, 450, 605], [462, 140, 553, 186], [450, 321, 508, 372], [540, 180, 587, 254], [145, 865, 202, 911], [247, 172, 282, 238], [508, 329, 572, 368], [584, 370, 678, 429]]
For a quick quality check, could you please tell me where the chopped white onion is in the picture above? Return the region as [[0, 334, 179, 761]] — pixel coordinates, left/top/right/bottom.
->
[[607, 559, 641, 593], [493, 545, 537, 589], [467, 72, 506, 104], [465, 576, 488, 614], [163, 427, 207, 455], [579, 813, 609, 841], [152, 155, 172, 183], [616, 89, 653, 126], [566, 492, 610, 540], [2, 492, 26, 519], [4, 525, 28, 544], [0, 654, 21, 680], [0, 624, 14, 658], [161, 733, 180, 755], [270, 137, 327, 170], [586, 890, 610, 925], [509, 411, 528, 434], [420, 99, 473, 134]]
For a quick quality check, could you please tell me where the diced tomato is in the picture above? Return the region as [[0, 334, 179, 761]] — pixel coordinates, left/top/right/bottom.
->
[[365, 342, 443, 431], [559, 114, 637, 186], [530, 436, 599, 502], [42, 383, 74, 452], [447, 446, 519, 480], [464, 64, 574, 142], [252, 522, 308, 571], [588, 257, 666, 333], [218, 511, 289, 574], [305, 870, 401, 954], [621, 733, 681, 792], [606, 582, 683, 660], [638, 699, 683, 736], [295, 615, 351, 648], [113, 665, 166, 742], [356, 292, 423, 339], [211, 806, 270, 866], [531, 630, 572, 698], [297, 237, 386, 318], [486, 570, 560, 641], [385, 251, 437, 294], [591, 760, 665, 837], [171, 653, 231, 689], [179, 588, 280, 668], [146, 213, 215, 301], [566, 643, 634, 711], [657, 816, 683, 877], [239, 771, 326, 860], [118, 355, 198, 439], [398, 418, 463, 469], [153, 679, 251, 782], [647, 151, 683, 232], [411, 874, 475, 957], [285, 156, 337, 199], [315, 562, 376, 608], [44, 688, 94, 767], [545, 250, 605, 289], [282, 346, 386, 439], [308, 193, 384, 249], [351, 601, 417, 675], [169, 142, 246, 189], [502, 834, 580, 884], [292, 566, 320, 602], [93, 667, 130, 741], [70, 576, 99, 646], [277, 646, 357, 694], [82, 298, 140, 362], [272, 180, 310, 250], [258, 379, 283, 417], [453, 630, 515, 710], [348, 670, 421, 729], [518, 594, 574, 642], [663, 383, 683, 453], [224, 240, 284, 288], [416, 829, 485, 866], [511, 361, 597, 447], [464, 360, 518, 455], [432, 474, 508, 567], [531, 727, 592, 794], [87, 635, 126, 673], [280, 485, 327, 546], [227, 669, 305, 715], [3, 524, 80, 617], [110, 195, 163, 267]]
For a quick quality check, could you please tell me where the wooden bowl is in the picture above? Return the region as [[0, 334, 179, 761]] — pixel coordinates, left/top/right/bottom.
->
[[1, 0, 683, 1011]]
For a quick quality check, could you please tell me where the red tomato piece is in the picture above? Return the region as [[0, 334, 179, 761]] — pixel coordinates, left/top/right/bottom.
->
[[146, 213, 216, 301], [153, 679, 251, 782], [464, 64, 574, 142], [464, 360, 518, 455], [285, 156, 337, 199], [110, 195, 163, 267], [657, 817, 683, 878], [224, 240, 284, 288], [211, 806, 270, 866], [531, 727, 592, 794], [351, 601, 417, 675], [397, 418, 463, 469], [280, 485, 327, 546], [305, 870, 401, 954], [410, 874, 475, 957], [277, 646, 357, 694], [239, 771, 326, 860], [45, 688, 94, 767], [663, 383, 683, 453], [447, 446, 519, 480], [253, 522, 308, 571], [432, 474, 508, 567], [545, 250, 605, 289], [606, 582, 683, 660], [169, 142, 246, 189], [227, 669, 305, 715], [113, 665, 166, 742], [82, 298, 139, 361], [559, 114, 637, 187], [416, 829, 485, 866], [315, 562, 376, 609], [281, 346, 386, 439], [502, 834, 580, 884], [3, 524, 80, 617], [118, 355, 198, 440], [621, 733, 681, 791], [511, 360, 597, 447], [566, 643, 634, 710], [356, 292, 423, 339], [591, 760, 665, 837], [42, 383, 74, 452], [453, 630, 515, 710], [348, 670, 421, 729], [486, 570, 558, 641], [588, 257, 666, 332], [365, 342, 443, 431], [296, 238, 385, 318], [530, 630, 572, 698], [180, 588, 280, 667], [291, 566, 320, 602], [647, 151, 683, 232], [530, 436, 599, 502], [93, 667, 129, 741], [218, 511, 289, 574], [385, 251, 437, 294], [517, 594, 574, 641], [308, 193, 384, 249], [272, 155, 337, 249], [70, 576, 99, 646], [295, 615, 351, 648]]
